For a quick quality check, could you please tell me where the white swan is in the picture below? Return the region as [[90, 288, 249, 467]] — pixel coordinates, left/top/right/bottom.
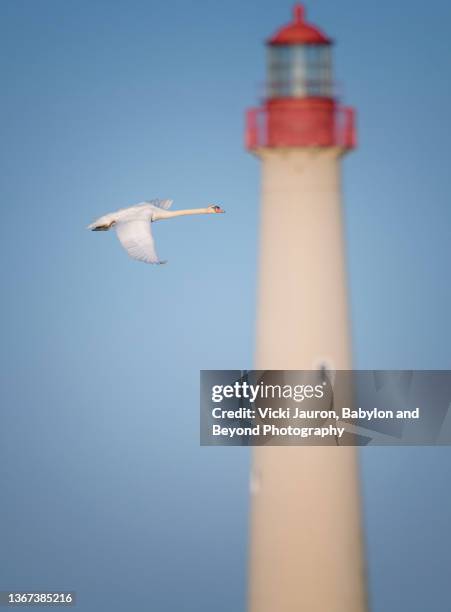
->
[[87, 199, 225, 264]]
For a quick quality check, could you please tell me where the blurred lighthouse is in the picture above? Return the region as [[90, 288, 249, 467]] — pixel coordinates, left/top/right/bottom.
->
[[245, 4, 367, 612]]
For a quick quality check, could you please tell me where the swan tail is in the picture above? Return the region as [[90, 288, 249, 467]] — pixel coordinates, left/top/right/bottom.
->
[[87, 214, 116, 231], [90, 223, 113, 231]]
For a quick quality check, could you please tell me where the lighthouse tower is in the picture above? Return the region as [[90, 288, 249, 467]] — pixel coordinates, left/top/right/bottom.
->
[[246, 5, 367, 612]]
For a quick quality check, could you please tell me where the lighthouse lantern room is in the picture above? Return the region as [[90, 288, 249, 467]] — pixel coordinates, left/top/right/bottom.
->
[[246, 3, 356, 150]]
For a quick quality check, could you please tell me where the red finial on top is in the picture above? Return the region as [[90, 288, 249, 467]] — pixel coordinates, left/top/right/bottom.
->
[[268, 3, 331, 46], [293, 3, 305, 24]]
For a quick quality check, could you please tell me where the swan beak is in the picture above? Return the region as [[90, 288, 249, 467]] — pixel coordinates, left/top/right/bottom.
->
[[216, 207, 225, 213]]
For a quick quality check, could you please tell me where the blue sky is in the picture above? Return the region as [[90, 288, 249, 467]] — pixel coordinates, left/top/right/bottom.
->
[[1, 1, 451, 610]]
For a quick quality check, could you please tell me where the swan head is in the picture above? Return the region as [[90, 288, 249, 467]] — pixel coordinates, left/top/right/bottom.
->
[[207, 204, 225, 214]]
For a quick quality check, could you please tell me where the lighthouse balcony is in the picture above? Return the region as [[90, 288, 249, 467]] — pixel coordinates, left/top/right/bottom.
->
[[245, 101, 356, 151]]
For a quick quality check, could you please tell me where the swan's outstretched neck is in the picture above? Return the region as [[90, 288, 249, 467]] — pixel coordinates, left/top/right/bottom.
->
[[159, 208, 212, 219]]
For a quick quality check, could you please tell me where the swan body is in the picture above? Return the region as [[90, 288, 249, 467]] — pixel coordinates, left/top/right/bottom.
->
[[87, 199, 224, 264]]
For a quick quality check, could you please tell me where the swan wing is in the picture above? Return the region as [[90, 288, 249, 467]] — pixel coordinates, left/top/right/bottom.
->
[[145, 199, 173, 210], [115, 219, 163, 264]]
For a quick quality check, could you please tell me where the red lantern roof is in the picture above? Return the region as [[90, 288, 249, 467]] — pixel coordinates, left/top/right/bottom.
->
[[268, 3, 331, 46]]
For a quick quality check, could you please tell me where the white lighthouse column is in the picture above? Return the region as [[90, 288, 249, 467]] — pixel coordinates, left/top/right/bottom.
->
[[256, 148, 351, 369], [248, 148, 367, 612]]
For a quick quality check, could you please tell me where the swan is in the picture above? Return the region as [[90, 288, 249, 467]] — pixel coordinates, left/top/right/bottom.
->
[[87, 199, 225, 264]]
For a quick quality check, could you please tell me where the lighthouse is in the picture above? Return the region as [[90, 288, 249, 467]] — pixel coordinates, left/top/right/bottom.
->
[[246, 4, 367, 612]]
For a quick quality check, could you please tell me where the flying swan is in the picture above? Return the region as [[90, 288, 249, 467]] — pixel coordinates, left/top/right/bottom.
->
[[87, 199, 225, 264]]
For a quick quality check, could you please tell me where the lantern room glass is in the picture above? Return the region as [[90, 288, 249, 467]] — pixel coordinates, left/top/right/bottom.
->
[[267, 44, 333, 98]]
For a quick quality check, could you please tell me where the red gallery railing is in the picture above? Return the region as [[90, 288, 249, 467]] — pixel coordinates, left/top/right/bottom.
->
[[245, 104, 356, 151]]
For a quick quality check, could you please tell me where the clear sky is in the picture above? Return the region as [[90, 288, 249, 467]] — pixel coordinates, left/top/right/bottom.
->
[[1, 0, 451, 610]]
